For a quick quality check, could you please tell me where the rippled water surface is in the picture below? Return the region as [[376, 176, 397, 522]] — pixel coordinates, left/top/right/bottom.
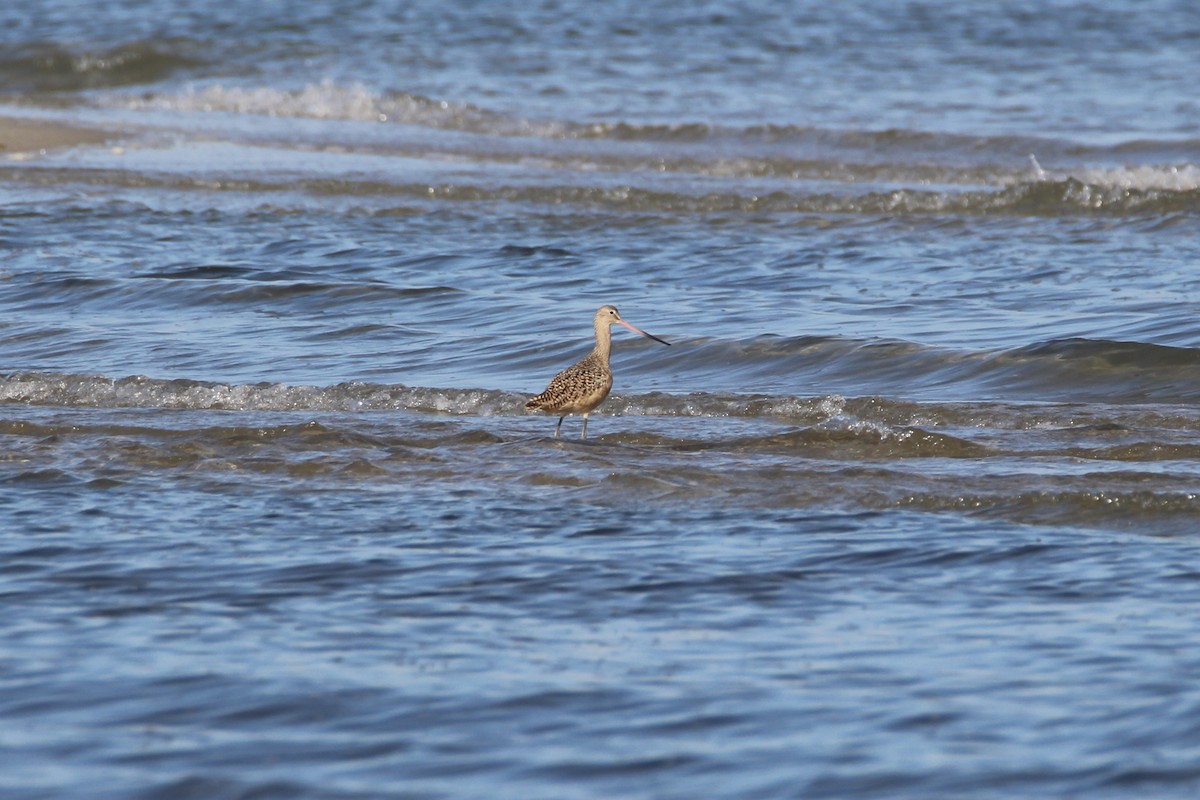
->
[[2, 1, 1200, 798]]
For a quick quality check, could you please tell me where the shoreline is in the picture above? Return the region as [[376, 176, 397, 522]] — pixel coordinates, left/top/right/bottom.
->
[[0, 115, 111, 157]]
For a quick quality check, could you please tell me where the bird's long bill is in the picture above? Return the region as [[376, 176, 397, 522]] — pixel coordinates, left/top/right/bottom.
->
[[618, 319, 671, 346]]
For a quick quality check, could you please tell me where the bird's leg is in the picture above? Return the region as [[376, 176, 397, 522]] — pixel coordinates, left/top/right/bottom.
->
[[554, 416, 564, 438], [580, 413, 589, 440]]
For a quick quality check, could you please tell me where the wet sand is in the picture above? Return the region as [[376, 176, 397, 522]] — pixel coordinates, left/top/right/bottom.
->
[[0, 115, 110, 156]]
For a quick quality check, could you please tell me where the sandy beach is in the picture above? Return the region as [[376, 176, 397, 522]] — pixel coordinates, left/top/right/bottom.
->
[[0, 115, 110, 156]]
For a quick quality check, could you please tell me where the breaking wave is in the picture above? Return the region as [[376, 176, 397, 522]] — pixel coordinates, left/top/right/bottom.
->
[[4, 370, 1200, 529], [5, 362, 1200, 428], [0, 372, 526, 415], [87, 81, 1200, 188]]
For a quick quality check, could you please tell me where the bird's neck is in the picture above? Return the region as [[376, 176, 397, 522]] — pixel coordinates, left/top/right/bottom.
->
[[592, 320, 613, 362]]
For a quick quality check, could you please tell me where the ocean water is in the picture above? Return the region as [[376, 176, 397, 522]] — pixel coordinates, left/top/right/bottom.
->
[[2, 1, 1200, 797]]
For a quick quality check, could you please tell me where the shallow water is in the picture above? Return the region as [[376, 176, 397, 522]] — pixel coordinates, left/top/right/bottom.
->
[[2, 1, 1200, 798]]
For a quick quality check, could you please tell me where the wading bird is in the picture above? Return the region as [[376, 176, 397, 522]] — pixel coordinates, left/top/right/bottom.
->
[[526, 305, 671, 439]]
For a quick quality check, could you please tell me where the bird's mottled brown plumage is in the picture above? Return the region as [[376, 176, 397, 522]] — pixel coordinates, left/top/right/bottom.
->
[[526, 305, 670, 439], [525, 350, 614, 415]]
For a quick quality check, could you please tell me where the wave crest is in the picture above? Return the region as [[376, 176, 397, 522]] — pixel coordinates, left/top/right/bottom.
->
[[0, 41, 202, 92], [106, 80, 564, 136], [0, 373, 525, 415]]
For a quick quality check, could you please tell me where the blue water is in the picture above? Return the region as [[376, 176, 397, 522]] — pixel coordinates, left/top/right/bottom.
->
[[2, 1, 1200, 798]]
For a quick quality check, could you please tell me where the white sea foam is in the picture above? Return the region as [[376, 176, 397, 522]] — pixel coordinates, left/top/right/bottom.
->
[[1024, 158, 1200, 192], [111, 80, 445, 123], [1074, 163, 1200, 192], [101, 80, 572, 137], [0, 373, 526, 415]]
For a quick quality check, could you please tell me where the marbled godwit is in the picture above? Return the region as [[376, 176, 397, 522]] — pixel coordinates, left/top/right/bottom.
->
[[526, 305, 671, 439]]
